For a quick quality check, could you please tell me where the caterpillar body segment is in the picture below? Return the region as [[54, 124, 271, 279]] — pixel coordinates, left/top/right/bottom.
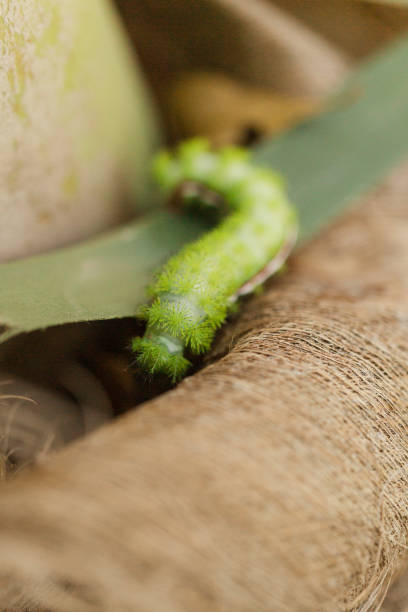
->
[[132, 139, 297, 381]]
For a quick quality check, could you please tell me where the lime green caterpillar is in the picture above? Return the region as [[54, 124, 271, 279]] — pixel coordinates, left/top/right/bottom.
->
[[132, 139, 297, 381]]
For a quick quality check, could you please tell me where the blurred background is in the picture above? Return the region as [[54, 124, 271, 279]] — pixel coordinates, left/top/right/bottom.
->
[[116, 0, 408, 144], [1, 2, 408, 610]]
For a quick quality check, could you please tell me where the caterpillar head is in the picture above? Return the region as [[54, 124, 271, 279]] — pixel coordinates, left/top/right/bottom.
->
[[132, 335, 190, 382], [132, 292, 218, 382]]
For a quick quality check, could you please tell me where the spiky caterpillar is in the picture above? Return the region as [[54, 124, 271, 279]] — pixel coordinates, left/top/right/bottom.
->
[[132, 139, 297, 381]]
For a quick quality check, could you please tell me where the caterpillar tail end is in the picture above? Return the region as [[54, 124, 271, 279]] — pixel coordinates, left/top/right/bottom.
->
[[132, 335, 191, 383]]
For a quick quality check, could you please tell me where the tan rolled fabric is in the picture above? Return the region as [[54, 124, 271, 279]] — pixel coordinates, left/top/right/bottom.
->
[[383, 571, 408, 612]]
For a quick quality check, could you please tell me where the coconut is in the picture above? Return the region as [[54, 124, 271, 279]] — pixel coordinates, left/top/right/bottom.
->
[[0, 0, 159, 261]]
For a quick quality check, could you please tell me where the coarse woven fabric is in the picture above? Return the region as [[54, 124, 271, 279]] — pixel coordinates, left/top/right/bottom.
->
[[1, 162, 408, 611], [383, 571, 408, 612]]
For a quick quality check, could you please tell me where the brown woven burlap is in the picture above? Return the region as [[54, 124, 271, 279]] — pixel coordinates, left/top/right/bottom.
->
[[383, 572, 408, 612], [1, 159, 408, 610]]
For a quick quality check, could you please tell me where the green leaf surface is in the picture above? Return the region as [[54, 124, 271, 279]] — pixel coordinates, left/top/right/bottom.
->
[[254, 35, 408, 243], [0, 214, 207, 342], [2, 34, 408, 341]]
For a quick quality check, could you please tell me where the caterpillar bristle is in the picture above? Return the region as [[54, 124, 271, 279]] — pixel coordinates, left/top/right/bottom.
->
[[132, 337, 191, 382]]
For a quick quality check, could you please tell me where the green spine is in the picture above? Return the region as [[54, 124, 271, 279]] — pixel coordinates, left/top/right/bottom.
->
[[132, 139, 297, 381]]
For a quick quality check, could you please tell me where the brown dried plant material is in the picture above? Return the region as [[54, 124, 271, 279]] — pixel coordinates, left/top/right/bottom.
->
[[0, 367, 112, 480], [272, 0, 408, 60], [1, 158, 408, 610], [116, 0, 349, 103], [0, 453, 6, 481], [166, 71, 323, 145]]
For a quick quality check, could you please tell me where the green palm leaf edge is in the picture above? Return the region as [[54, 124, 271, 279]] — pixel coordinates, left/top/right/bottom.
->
[[2, 34, 408, 342]]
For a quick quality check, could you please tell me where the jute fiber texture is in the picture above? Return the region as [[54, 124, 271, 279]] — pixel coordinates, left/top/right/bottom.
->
[[383, 571, 408, 612], [2, 162, 408, 611]]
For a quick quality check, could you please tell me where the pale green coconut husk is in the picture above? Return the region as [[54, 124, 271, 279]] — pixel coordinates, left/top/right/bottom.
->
[[0, 0, 160, 261]]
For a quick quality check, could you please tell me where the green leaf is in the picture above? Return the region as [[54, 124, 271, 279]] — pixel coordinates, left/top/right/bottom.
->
[[2, 34, 408, 341], [254, 34, 408, 243], [0, 214, 207, 342]]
